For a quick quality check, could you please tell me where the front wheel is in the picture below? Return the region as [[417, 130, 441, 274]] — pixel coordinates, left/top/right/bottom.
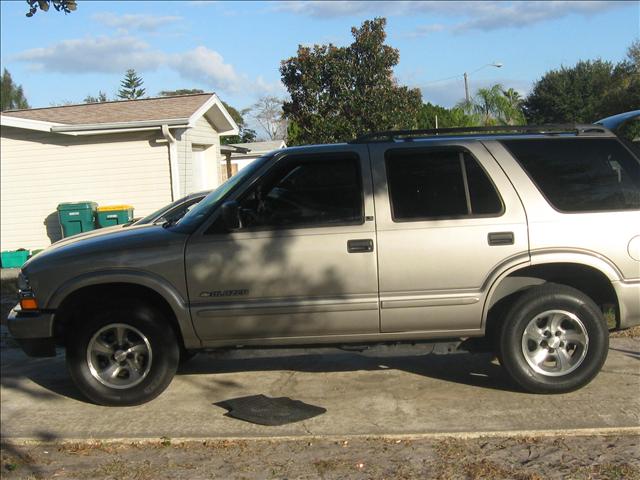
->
[[499, 284, 609, 394], [66, 301, 179, 406]]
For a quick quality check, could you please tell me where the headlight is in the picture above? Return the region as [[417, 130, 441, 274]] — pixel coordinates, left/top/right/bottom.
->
[[17, 272, 30, 291]]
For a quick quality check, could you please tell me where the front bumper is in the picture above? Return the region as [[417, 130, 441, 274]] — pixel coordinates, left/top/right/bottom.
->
[[7, 305, 57, 357]]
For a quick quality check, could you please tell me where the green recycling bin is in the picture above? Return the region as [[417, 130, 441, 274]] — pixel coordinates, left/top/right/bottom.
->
[[96, 205, 134, 228], [1, 249, 30, 268], [57, 201, 97, 238]]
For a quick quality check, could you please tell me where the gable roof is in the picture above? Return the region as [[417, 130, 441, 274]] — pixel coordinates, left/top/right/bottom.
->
[[0, 93, 238, 136]]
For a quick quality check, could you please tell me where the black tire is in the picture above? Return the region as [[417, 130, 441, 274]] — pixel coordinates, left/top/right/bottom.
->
[[66, 300, 179, 406], [179, 349, 197, 365], [499, 283, 608, 394]]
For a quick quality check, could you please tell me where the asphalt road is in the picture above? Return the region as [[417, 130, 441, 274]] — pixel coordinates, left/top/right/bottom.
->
[[1, 336, 638, 441]]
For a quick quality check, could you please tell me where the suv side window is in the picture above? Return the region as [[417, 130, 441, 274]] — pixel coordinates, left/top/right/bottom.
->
[[237, 155, 363, 229], [615, 117, 640, 157], [503, 138, 640, 212], [385, 149, 503, 221]]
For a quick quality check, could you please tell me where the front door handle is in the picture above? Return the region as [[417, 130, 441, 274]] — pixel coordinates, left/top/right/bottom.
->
[[347, 239, 374, 253], [488, 231, 514, 246]]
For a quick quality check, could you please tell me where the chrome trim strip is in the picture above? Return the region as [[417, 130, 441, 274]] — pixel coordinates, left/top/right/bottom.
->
[[381, 296, 480, 309], [197, 298, 379, 318]]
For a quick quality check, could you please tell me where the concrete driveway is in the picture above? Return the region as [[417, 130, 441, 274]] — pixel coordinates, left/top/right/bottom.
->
[[1, 337, 638, 441]]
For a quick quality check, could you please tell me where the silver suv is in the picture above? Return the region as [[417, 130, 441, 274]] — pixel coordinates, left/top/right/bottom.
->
[[9, 125, 640, 406]]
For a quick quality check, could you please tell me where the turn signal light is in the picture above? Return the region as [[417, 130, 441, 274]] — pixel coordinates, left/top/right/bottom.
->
[[20, 297, 38, 311]]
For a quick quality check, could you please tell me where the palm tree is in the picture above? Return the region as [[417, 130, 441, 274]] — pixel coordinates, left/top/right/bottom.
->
[[502, 88, 525, 125], [458, 84, 525, 126]]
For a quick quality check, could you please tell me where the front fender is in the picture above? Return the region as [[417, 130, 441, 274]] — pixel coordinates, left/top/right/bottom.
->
[[48, 269, 201, 349]]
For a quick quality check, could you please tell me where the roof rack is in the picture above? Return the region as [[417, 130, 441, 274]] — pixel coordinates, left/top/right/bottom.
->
[[350, 124, 610, 143]]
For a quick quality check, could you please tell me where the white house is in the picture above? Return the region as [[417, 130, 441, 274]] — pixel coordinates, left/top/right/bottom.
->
[[0, 93, 238, 251]]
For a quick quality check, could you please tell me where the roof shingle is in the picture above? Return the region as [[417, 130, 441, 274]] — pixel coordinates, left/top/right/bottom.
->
[[1, 93, 213, 125]]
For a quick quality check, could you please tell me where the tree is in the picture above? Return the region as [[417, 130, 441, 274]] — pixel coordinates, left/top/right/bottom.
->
[[417, 103, 476, 129], [220, 101, 257, 144], [523, 46, 640, 124], [625, 39, 640, 70], [26, 0, 76, 17], [501, 88, 526, 125], [1, 69, 29, 111], [83, 91, 108, 103], [117, 69, 146, 100], [158, 89, 205, 96], [250, 96, 287, 140], [280, 17, 422, 145], [458, 84, 525, 126]]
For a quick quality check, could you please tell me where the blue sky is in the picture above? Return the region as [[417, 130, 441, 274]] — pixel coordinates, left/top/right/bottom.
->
[[1, 0, 638, 126]]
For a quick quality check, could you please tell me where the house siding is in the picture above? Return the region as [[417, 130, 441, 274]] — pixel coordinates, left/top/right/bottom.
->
[[0, 127, 172, 251], [175, 117, 221, 197]]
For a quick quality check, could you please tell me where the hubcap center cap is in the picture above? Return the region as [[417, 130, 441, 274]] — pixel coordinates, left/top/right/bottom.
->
[[113, 350, 127, 362], [548, 336, 561, 349]]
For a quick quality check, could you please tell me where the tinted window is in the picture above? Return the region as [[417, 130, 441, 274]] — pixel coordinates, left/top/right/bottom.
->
[[175, 154, 273, 232], [238, 156, 363, 229], [386, 149, 502, 221], [615, 118, 640, 157], [503, 138, 640, 212]]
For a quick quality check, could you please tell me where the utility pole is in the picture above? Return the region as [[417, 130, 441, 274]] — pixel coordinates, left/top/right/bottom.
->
[[464, 72, 470, 103]]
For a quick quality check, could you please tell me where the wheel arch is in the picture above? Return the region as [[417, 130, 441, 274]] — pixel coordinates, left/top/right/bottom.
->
[[483, 258, 620, 334], [50, 272, 201, 350]]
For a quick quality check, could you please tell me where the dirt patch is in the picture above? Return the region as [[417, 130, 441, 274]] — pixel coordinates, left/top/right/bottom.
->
[[611, 325, 640, 338], [2, 434, 638, 479]]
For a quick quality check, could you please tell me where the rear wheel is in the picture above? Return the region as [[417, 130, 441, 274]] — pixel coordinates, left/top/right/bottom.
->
[[499, 284, 608, 394], [66, 301, 179, 406]]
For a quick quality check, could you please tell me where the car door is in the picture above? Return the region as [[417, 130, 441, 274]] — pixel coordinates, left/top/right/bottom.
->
[[185, 145, 380, 344], [370, 140, 529, 334]]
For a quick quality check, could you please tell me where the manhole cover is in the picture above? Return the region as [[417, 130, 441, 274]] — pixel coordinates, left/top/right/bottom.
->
[[215, 394, 326, 426]]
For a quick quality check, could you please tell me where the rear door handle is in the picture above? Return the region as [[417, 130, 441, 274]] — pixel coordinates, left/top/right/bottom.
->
[[347, 239, 374, 253], [488, 232, 514, 246]]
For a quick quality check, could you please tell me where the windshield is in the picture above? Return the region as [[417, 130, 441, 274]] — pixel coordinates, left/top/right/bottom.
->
[[134, 199, 184, 225], [173, 154, 273, 231]]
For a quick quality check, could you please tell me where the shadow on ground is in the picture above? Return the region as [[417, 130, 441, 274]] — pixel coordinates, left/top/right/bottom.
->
[[1, 344, 516, 406]]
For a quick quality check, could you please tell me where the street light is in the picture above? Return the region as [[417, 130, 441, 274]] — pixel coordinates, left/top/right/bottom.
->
[[463, 62, 503, 103]]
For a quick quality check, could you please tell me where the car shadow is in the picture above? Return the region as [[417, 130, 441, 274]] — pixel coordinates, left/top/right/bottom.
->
[[0, 349, 87, 403], [176, 349, 517, 393], [608, 346, 640, 361], [1, 346, 518, 405]]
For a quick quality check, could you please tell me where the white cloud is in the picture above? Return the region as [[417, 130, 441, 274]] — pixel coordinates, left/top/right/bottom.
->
[[168, 46, 242, 93], [273, 1, 629, 33], [406, 24, 446, 38], [13, 36, 165, 73], [449, 1, 625, 32], [12, 36, 281, 97], [92, 12, 182, 32]]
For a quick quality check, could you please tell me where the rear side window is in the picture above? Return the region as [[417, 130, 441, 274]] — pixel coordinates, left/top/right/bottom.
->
[[385, 149, 503, 221], [503, 138, 640, 212]]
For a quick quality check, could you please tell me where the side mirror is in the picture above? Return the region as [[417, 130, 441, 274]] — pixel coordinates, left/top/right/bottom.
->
[[220, 200, 241, 230]]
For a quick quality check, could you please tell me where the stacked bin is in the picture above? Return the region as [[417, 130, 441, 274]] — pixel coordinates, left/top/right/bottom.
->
[[57, 202, 98, 238], [1, 250, 30, 268], [96, 205, 134, 228]]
